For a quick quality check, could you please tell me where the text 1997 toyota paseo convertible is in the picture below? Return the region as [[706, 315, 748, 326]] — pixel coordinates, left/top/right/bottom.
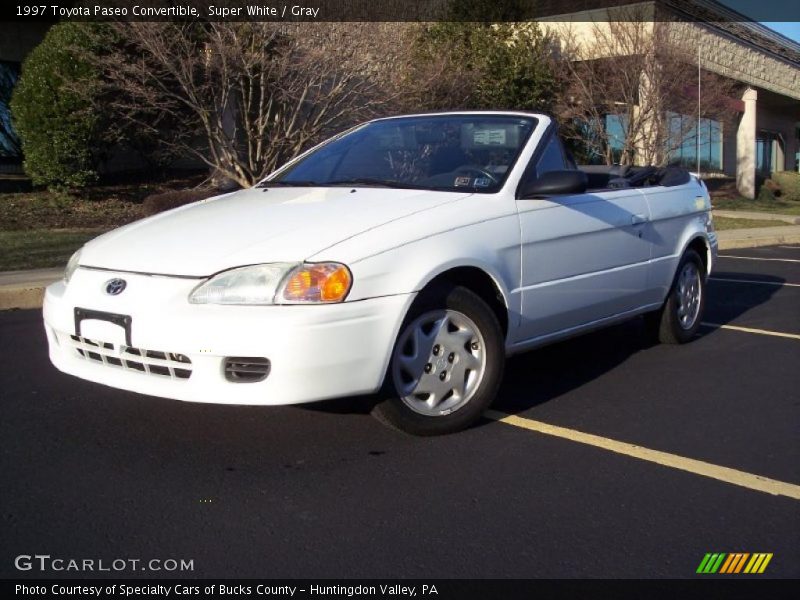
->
[[44, 112, 716, 435]]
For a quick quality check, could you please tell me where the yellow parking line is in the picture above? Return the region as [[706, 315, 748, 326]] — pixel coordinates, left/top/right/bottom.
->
[[700, 322, 800, 340], [718, 255, 800, 263], [485, 410, 800, 501], [709, 277, 800, 288]]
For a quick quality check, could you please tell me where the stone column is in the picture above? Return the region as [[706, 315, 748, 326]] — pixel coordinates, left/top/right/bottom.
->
[[736, 87, 757, 199]]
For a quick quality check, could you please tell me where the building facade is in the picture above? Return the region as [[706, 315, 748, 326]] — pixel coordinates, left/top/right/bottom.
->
[[540, 0, 800, 198]]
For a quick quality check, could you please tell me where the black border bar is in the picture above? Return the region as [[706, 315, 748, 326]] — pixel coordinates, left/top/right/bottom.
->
[[4, 0, 800, 22], [4, 579, 799, 600]]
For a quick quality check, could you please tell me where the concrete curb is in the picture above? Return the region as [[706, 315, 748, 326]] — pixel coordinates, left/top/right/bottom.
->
[[2, 229, 800, 310], [717, 225, 800, 250], [713, 210, 800, 225], [0, 268, 62, 311], [0, 286, 46, 310]]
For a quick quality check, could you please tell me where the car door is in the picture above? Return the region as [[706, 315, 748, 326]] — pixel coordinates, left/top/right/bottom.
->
[[513, 131, 653, 345]]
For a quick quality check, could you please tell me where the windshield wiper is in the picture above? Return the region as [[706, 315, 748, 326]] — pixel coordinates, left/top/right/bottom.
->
[[325, 178, 425, 189], [257, 180, 319, 188], [260, 178, 447, 191]]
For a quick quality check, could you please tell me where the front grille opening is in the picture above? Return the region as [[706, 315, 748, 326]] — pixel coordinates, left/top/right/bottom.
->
[[224, 357, 271, 383], [68, 335, 193, 380], [149, 365, 170, 377], [126, 360, 146, 372]]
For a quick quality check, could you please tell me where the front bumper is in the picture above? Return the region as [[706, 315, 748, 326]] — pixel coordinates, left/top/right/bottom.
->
[[43, 268, 413, 405]]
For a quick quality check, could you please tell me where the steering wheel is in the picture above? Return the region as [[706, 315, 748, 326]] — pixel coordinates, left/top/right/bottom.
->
[[456, 166, 499, 185]]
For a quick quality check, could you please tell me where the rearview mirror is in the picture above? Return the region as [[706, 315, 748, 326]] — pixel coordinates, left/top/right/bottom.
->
[[519, 170, 588, 199]]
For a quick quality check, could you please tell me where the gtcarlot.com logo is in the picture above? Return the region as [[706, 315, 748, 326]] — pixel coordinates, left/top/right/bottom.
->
[[14, 554, 194, 573], [696, 552, 773, 574]]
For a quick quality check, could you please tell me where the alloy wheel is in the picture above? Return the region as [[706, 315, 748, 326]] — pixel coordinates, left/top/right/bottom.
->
[[391, 309, 487, 416], [676, 261, 702, 330]]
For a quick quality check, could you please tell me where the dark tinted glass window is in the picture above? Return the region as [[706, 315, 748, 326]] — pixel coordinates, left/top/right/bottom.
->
[[0, 61, 21, 158], [536, 134, 566, 177]]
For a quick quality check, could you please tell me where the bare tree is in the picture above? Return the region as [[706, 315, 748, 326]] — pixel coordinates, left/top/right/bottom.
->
[[553, 12, 738, 168], [82, 22, 431, 188]]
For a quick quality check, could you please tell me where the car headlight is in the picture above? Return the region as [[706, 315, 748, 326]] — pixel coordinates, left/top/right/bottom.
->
[[64, 248, 82, 284], [188, 262, 352, 305]]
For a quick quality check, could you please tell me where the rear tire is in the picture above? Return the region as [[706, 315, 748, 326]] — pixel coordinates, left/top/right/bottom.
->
[[645, 248, 706, 344], [372, 285, 504, 436]]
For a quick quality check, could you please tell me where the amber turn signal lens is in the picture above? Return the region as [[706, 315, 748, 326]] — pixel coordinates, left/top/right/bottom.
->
[[284, 270, 312, 298], [320, 266, 351, 301], [281, 263, 352, 303]]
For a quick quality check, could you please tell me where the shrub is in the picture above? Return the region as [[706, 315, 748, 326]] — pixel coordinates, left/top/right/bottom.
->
[[142, 189, 219, 216], [763, 178, 782, 196], [770, 171, 800, 202], [756, 185, 777, 203], [10, 23, 111, 189]]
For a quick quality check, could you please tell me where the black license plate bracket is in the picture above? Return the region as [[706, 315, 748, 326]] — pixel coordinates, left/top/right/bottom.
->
[[74, 308, 133, 346]]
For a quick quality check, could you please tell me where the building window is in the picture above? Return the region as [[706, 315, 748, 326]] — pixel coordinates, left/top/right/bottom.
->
[[756, 132, 783, 175], [605, 114, 628, 164], [667, 112, 722, 172], [570, 114, 631, 165], [0, 61, 22, 160]]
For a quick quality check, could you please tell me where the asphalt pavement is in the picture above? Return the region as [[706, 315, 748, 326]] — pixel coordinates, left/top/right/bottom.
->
[[1, 245, 798, 579]]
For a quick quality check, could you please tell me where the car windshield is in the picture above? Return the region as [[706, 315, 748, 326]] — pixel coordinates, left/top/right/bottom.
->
[[268, 114, 537, 193]]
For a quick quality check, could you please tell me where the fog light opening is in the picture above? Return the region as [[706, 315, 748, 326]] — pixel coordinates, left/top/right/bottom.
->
[[224, 357, 271, 383]]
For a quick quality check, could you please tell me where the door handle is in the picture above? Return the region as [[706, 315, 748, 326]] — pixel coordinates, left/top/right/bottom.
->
[[631, 214, 647, 225]]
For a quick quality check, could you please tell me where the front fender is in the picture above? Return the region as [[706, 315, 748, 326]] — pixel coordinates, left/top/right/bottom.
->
[[338, 214, 520, 313], [311, 195, 521, 304]]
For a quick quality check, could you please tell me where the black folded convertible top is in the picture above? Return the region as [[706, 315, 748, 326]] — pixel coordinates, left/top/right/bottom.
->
[[578, 164, 691, 190]]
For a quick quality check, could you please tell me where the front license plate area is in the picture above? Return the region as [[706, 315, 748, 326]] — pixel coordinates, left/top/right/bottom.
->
[[74, 308, 132, 347], [80, 320, 126, 347]]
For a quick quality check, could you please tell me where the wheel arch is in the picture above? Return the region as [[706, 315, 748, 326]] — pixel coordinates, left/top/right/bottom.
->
[[682, 234, 712, 277], [418, 265, 511, 339]]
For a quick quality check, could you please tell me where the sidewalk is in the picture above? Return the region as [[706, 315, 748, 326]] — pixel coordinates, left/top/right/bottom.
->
[[2, 220, 800, 311]]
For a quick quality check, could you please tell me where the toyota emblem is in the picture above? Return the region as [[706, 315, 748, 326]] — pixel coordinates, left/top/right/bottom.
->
[[104, 278, 127, 296]]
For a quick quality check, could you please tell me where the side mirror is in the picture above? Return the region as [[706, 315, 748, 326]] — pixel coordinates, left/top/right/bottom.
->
[[519, 170, 588, 199]]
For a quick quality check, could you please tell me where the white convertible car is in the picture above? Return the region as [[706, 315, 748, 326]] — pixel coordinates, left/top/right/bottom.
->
[[44, 112, 716, 435]]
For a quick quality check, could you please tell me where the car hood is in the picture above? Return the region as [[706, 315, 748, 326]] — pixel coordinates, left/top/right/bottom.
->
[[80, 186, 470, 276]]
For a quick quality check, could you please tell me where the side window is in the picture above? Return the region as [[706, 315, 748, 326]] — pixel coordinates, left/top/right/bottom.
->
[[535, 134, 567, 177]]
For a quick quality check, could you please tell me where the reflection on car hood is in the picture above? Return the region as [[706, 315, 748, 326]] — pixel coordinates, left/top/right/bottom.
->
[[79, 186, 470, 276]]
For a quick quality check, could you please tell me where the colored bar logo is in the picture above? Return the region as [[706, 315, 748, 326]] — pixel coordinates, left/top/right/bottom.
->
[[696, 553, 773, 574]]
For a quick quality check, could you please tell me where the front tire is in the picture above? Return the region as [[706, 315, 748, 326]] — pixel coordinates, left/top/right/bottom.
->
[[645, 248, 706, 344], [372, 285, 505, 436]]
